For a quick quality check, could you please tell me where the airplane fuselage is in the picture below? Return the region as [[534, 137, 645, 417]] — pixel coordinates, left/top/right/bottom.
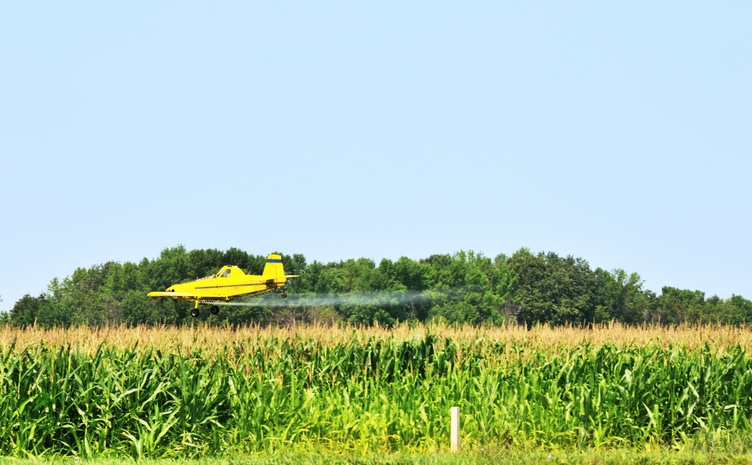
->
[[166, 265, 275, 300]]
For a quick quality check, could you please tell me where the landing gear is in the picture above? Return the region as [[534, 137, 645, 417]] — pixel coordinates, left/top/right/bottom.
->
[[280, 290, 287, 298], [190, 302, 220, 318]]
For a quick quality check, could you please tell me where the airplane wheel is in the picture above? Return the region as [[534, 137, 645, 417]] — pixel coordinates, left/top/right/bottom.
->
[[191, 308, 199, 318], [211, 305, 220, 315], [280, 291, 287, 298]]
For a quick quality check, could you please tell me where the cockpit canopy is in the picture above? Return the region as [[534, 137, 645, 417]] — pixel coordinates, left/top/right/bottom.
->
[[216, 265, 245, 278]]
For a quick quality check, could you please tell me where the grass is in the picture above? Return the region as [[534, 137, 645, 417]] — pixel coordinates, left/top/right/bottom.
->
[[3, 447, 752, 465]]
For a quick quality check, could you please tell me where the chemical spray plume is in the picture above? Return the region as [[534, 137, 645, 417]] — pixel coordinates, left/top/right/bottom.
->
[[215, 289, 435, 308]]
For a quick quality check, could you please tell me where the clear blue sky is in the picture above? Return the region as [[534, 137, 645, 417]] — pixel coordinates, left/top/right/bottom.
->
[[2, 2, 750, 311]]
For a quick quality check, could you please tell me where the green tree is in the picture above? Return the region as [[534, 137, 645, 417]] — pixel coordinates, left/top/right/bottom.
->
[[145, 246, 191, 292], [593, 268, 649, 324], [298, 260, 323, 293], [13, 244, 748, 328], [315, 267, 345, 294], [9, 294, 68, 328], [507, 249, 598, 326], [9, 294, 40, 327], [389, 256, 428, 291], [121, 290, 162, 325], [650, 287, 705, 325], [699, 294, 752, 325], [341, 258, 378, 292], [187, 248, 225, 278], [727, 295, 752, 324], [421, 251, 513, 325], [222, 247, 258, 272], [377, 257, 430, 321]]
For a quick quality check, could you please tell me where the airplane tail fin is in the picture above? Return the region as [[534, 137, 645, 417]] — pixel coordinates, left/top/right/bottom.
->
[[262, 254, 296, 284]]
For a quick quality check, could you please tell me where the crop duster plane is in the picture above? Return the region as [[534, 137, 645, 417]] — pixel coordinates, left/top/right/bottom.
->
[[148, 253, 298, 317]]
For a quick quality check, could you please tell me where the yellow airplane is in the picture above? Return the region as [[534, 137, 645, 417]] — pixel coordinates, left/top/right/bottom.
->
[[148, 253, 298, 317]]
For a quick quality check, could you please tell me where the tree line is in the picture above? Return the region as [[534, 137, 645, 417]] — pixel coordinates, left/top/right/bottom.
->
[[3, 246, 751, 327]]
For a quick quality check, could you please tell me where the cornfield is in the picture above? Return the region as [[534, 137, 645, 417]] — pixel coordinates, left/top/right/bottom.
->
[[2, 322, 752, 458]]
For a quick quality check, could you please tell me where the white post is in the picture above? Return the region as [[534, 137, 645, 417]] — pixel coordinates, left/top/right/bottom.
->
[[450, 406, 460, 452]]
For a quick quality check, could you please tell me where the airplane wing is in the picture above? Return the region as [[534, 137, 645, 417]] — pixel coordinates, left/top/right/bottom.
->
[[147, 291, 197, 298]]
